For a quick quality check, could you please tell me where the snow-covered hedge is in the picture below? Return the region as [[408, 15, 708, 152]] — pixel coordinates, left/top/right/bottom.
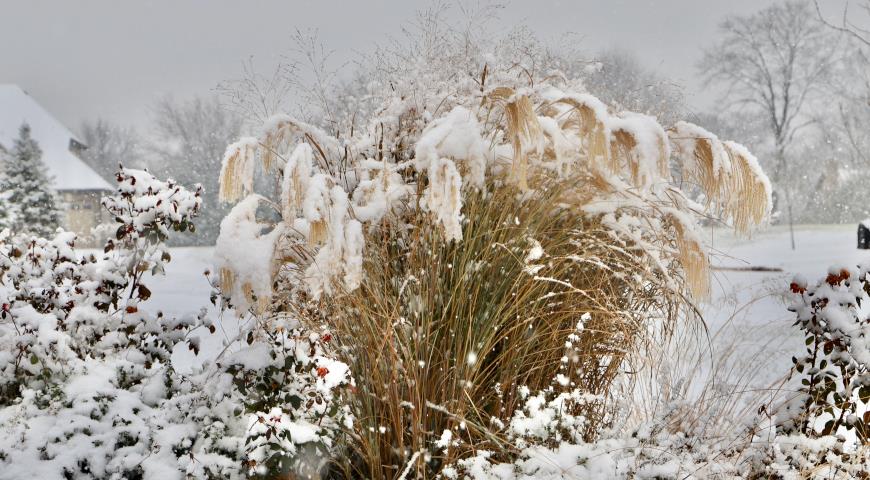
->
[[0, 169, 204, 478], [0, 169, 353, 479]]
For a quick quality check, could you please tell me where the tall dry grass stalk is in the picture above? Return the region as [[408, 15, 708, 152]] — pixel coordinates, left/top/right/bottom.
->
[[554, 96, 615, 174]]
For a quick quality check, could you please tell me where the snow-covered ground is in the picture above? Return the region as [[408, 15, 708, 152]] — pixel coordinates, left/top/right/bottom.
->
[[700, 224, 869, 392], [140, 246, 241, 370], [147, 247, 215, 317]]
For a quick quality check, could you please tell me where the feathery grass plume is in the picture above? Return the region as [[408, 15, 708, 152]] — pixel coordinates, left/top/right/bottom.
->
[[214, 194, 281, 314], [668, 121, 731, 210], [302, 174, 334, 247], [553, 95, 615, 173], [413, 106, 488, 190], [667, 122, 770, 234], [668, 210, 710, 299], [219, 266, 236, 302], [218, 137, 259, 203], [485, 87, 543, 190], [608, 113, 671, 188], [610, 129, 639, 181], [307, 220, 327, 246], [723, 141, 771, 234], [281, 143, 314, 220], [536, 115, 573, 177], [351, 165, 412, 224], [424, 158, 463, 241], [259, 117, 294, 173], [259, 114, 343, 172]]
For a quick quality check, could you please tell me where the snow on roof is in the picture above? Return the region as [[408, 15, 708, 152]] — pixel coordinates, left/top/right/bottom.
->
[[0, 85, 112, 191]]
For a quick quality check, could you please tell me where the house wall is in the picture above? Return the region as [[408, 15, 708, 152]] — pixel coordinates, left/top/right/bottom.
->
[[60, 190, 109, 247]]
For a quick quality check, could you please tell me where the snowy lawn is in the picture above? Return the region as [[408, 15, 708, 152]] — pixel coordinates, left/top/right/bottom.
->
[[127, 246, 241, 371], [701, 224, 870, 390], [146, 247, 215, 317]]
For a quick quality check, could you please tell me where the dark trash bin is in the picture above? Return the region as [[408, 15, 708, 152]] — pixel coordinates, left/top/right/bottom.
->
[[859, 222, 870, 249]]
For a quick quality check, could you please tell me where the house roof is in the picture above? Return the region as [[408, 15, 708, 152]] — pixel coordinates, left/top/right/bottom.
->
[[0, 85, 112, 191]]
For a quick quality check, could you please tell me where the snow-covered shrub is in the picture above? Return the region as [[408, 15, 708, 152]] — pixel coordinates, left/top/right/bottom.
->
[[0, 167, 356, 479], [218, 326, 354, 477], [785, 267, 870, 440], [763, 266, 870, 475], [143, 318, 354, 480], [0, 168, 203, 478]]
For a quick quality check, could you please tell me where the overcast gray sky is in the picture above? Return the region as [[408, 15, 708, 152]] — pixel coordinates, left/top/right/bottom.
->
[[1, 0, 782, 133]]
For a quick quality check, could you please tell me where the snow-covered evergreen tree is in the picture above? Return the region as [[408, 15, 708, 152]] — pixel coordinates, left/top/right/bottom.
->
[[0, 147, 12, 231], [0, 124, 62, 237]]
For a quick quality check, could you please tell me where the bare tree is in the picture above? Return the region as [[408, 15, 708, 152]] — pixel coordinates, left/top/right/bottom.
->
[[815, 1, 870, 167], [217, 30, 344, 131], [147, 96, 243, 244], [79, 119, 143, 181], [217, 57, 294, 127], [822, 49, 870, 168], [815, 0, 870, 46], [699, 0, 841, 248]]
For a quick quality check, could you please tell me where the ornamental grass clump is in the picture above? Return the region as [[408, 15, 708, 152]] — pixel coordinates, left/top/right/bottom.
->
[[214, 57, 771, 477]]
